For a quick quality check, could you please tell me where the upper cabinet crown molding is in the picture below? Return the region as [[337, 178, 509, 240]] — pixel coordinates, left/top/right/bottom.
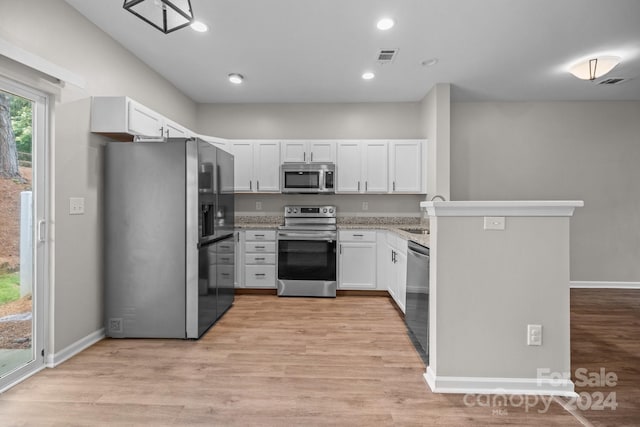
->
[[90, 96, 195, 142]]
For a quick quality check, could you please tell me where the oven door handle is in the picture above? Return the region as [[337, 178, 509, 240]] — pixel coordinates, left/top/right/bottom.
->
[[277, 231, 336, 241]]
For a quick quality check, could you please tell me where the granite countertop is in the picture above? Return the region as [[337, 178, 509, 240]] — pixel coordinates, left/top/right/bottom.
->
[[235, 216, 430, 247]]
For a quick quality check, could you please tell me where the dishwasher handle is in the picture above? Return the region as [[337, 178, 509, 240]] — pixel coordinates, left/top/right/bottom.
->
[[407, 241, 430, 257]]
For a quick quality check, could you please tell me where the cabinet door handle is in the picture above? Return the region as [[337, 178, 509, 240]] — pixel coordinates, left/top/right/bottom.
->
[[303, 152, 306, 162], [365, 181, 368, 192], [165, 128, 170, 138], [353, 234, 363, 237], [339, 244, 342, 255], [257, 181, 260, 191], [310, 152, 313, 162], [357, 181, 360, 192], [393, 181, 396, 192], [255, 234, 264, 237], [249, 180, 252, 191], [255, 245, 265, 249], [159, 126, 164, 136], [255, 257, 265, 261], [255, 273, 266, 277]]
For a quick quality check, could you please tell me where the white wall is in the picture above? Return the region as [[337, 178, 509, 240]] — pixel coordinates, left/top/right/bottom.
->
[[451, 102, 640, 282], [430, 215, 571, 386], [0, 0, 197, 352], [420, 83, 451, 200]]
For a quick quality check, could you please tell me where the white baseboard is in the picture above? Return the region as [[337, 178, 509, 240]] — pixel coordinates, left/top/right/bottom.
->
[[570, 281, 640, 289], [46, 328, 104, 368], [424, 366, 577, 397]]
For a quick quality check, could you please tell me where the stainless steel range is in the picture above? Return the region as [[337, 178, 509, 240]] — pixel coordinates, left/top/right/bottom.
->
[[277, 205, 337, 297]]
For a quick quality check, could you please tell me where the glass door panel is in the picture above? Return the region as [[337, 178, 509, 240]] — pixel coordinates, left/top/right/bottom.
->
[[0, 79, 46, 388]]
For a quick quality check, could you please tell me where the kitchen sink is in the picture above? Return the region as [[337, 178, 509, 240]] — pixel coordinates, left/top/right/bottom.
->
[[399, 228, 430, 235]]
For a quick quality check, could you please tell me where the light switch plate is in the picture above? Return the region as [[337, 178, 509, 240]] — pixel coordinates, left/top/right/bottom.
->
[[484, 216, 505, 230], [69, 197, 85, 215], [255, 201, 262, 210], [527, 324, 542, 346]]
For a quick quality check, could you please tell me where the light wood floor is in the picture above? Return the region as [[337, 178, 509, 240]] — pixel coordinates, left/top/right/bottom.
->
[[0, 291, 635, 426]]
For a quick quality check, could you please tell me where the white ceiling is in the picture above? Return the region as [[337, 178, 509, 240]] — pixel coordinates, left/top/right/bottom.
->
[[65, 0, 640, 103]]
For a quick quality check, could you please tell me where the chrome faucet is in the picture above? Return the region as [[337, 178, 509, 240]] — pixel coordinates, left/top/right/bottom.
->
[[430, 194, 446, 201]]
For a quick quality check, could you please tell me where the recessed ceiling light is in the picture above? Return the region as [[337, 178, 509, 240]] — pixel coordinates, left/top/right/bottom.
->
[[228, 73, 244, 84], [376, 18, 394, 31], [190, 21, 208, 32], [362, 72, 375, 80]]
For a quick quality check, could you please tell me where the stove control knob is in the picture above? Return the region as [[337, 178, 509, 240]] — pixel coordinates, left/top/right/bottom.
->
[[323, 208, 328, 213], [329, 208, 334, 214], [286, 208, 292, 214], [293, 208, 298, 213]]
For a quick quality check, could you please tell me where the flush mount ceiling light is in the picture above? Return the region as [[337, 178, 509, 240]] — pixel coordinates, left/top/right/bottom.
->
[[190, 21, 208, 32], [376, 18, 395, 31], [123, 0, 194, 34], [569, 56, 621, 81], [228, 73, 244, 84], [362, 72, 375, 80]]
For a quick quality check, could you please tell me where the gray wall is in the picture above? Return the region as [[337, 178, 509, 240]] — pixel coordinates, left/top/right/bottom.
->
[[431, 215, 571, 379], [198, 102, 426, 216], [1, 0, 197, 352], [451, 102, 640, 282]]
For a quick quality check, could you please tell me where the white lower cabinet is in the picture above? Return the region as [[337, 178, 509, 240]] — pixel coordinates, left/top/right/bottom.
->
[[338, 230, 377, 290], [385, 232, 408, 312], [241, 230, 276, 288]]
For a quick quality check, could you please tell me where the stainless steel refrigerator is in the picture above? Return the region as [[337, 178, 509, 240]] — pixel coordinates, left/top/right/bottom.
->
[[104, 138, 235, 339]]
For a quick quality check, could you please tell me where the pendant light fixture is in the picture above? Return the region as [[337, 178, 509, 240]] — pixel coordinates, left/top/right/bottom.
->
[[569, 56, 621, 81], [123, 0, 194, 34]]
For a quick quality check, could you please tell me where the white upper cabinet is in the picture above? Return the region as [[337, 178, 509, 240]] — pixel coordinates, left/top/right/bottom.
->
[[281, 140, 335, 163], [126, 100, 164, 137], [362, 141, 389, 193], [336, 140, 389, 193], [91, 96, 195, 141], [389, 140, 424, 193], [336, 141, 362, 193], [231, 140, 280, 193], [163, 118, 190, 139]]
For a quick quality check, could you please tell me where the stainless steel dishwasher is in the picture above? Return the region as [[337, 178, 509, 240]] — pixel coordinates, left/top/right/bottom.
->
[[405, 240, 430, 365]]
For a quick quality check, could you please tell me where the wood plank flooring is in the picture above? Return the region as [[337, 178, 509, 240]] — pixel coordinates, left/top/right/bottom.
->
[[0, 291, 635, 426]]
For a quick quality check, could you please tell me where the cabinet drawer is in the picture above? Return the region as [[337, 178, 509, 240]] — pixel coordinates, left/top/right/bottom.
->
[[245, 253, 276, 265], [245, 265, 276, 287], [245, 230, 276, 241], [245, 241, 276, 253], [340, 230, 376, 242]]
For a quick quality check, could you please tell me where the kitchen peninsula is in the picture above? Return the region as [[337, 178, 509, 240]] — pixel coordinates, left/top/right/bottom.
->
[[421, 200, 583, 396]]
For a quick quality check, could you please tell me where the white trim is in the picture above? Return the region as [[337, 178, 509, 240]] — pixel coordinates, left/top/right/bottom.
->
[[0, 37, 85, 88], [46, 329, 104, 368], [0, 365, 46, 395], [570, 281, 640, 289], [424, 367, 577, 397], [420, 200, 584, 217]]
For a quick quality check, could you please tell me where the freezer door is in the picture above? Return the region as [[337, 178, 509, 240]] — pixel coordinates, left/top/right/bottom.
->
[[215, 235, 235, 319]]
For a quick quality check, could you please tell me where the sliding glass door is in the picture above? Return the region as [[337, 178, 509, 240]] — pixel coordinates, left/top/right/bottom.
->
[[0, 76, 47, 390]]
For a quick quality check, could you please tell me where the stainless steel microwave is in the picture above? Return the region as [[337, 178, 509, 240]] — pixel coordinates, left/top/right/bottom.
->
[[281, 163, 336, 194]]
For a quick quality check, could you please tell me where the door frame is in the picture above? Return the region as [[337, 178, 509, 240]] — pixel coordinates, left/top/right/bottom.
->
[[0, 75, 50, 392]]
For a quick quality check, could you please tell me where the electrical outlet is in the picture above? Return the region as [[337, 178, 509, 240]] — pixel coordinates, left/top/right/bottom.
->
[[362, 201, 369, 211], [69, 197, 85, 215], [527, 324, 542, 346], [256, 201, 262, 210], [484, 216, 505, 230]]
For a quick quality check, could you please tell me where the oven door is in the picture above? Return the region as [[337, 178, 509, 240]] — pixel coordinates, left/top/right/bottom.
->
[[277, 231, 337, 296]]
